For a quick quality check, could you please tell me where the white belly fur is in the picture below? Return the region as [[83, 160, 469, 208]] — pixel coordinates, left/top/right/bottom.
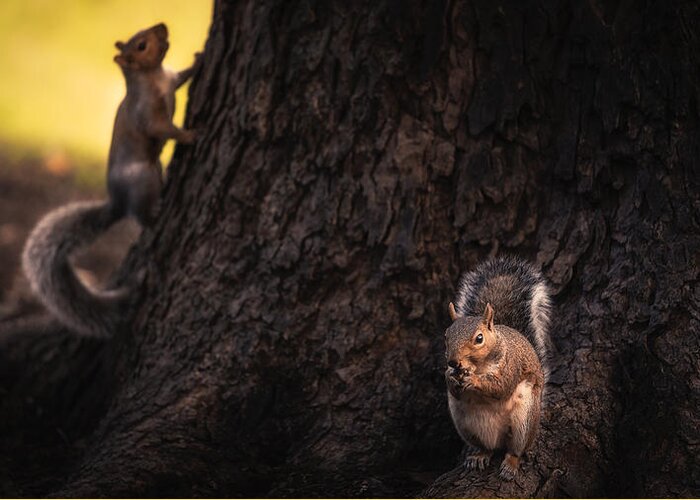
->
[[448, 379, 534, 451]]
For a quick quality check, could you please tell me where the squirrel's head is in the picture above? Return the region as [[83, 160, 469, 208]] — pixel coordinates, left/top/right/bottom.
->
[[114, 23, 169, 71], [444, 302, 499, 379]]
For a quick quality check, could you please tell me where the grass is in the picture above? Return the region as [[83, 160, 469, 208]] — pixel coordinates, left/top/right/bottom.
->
[[0, 1, 212, 186]]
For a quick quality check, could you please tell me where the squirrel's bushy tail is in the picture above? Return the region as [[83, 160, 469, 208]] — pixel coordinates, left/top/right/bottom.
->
[[455, 256, 552, 379], [22, 200, 126, 338]]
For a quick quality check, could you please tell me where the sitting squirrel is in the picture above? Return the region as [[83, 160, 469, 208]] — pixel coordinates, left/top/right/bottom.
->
[[22, 23, 199, 337], [444, 256, 552, 480]]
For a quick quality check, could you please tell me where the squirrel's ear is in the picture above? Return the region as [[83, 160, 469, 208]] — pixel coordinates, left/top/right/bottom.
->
[[483, 303, 494, 330], [448, 302, 460, 322], [115, 41, 125, 51]]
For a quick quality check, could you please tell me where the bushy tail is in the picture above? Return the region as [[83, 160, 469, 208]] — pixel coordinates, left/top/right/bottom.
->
[[455, 256, 552, 380], [21, 200, 126, 338]]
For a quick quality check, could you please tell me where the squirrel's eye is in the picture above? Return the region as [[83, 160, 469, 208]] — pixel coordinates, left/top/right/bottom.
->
[[475, 333, 484, 344], [137, 41, 147, 51]]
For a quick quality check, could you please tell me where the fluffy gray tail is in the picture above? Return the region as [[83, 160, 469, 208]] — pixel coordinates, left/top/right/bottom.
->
[[454, 256, 552, 380], [21, 200, 126, 338]]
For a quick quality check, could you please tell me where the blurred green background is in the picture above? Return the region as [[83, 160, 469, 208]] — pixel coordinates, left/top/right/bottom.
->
[[0, 1, 212, 185]]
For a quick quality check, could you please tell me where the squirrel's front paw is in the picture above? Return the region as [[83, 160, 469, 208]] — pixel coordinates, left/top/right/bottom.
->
[[462, 374, 478, 390], [446, 375, 466, 398]]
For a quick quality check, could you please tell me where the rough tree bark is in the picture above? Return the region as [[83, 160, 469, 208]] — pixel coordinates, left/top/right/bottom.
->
[[2, 0, 699, 497]]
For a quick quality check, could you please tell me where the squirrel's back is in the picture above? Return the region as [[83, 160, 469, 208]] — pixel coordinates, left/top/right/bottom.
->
[[454, 256, 551, 374]]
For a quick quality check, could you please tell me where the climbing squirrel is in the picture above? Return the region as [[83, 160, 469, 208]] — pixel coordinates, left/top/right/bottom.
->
[[444, 256, 552, 480], [22, 23, 199, 337]]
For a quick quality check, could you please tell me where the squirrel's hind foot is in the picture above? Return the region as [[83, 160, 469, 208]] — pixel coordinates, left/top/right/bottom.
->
[[498, 453, 520, 481], [463, 450, 492, 471]]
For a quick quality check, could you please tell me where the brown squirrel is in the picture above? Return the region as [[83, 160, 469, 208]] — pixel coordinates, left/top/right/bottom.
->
[[110, 22, 198, 224], [22, 23, 199, 337], [445, 256, 552, 480]]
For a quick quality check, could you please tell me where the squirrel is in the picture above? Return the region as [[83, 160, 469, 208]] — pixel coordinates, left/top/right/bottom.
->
[[21, 23, 199, 337], [444, 256, 552, 480]]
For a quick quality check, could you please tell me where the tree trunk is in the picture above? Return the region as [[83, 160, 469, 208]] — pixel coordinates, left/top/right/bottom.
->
[[3, 0, 700, 497]]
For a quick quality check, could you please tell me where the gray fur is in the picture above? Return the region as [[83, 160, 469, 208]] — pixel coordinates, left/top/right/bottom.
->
[[21, 201, 126, 337], [455, 256, 552, 381]]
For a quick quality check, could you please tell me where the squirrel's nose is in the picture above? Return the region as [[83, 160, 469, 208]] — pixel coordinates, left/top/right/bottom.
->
[[447, 360, 460, 371]]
